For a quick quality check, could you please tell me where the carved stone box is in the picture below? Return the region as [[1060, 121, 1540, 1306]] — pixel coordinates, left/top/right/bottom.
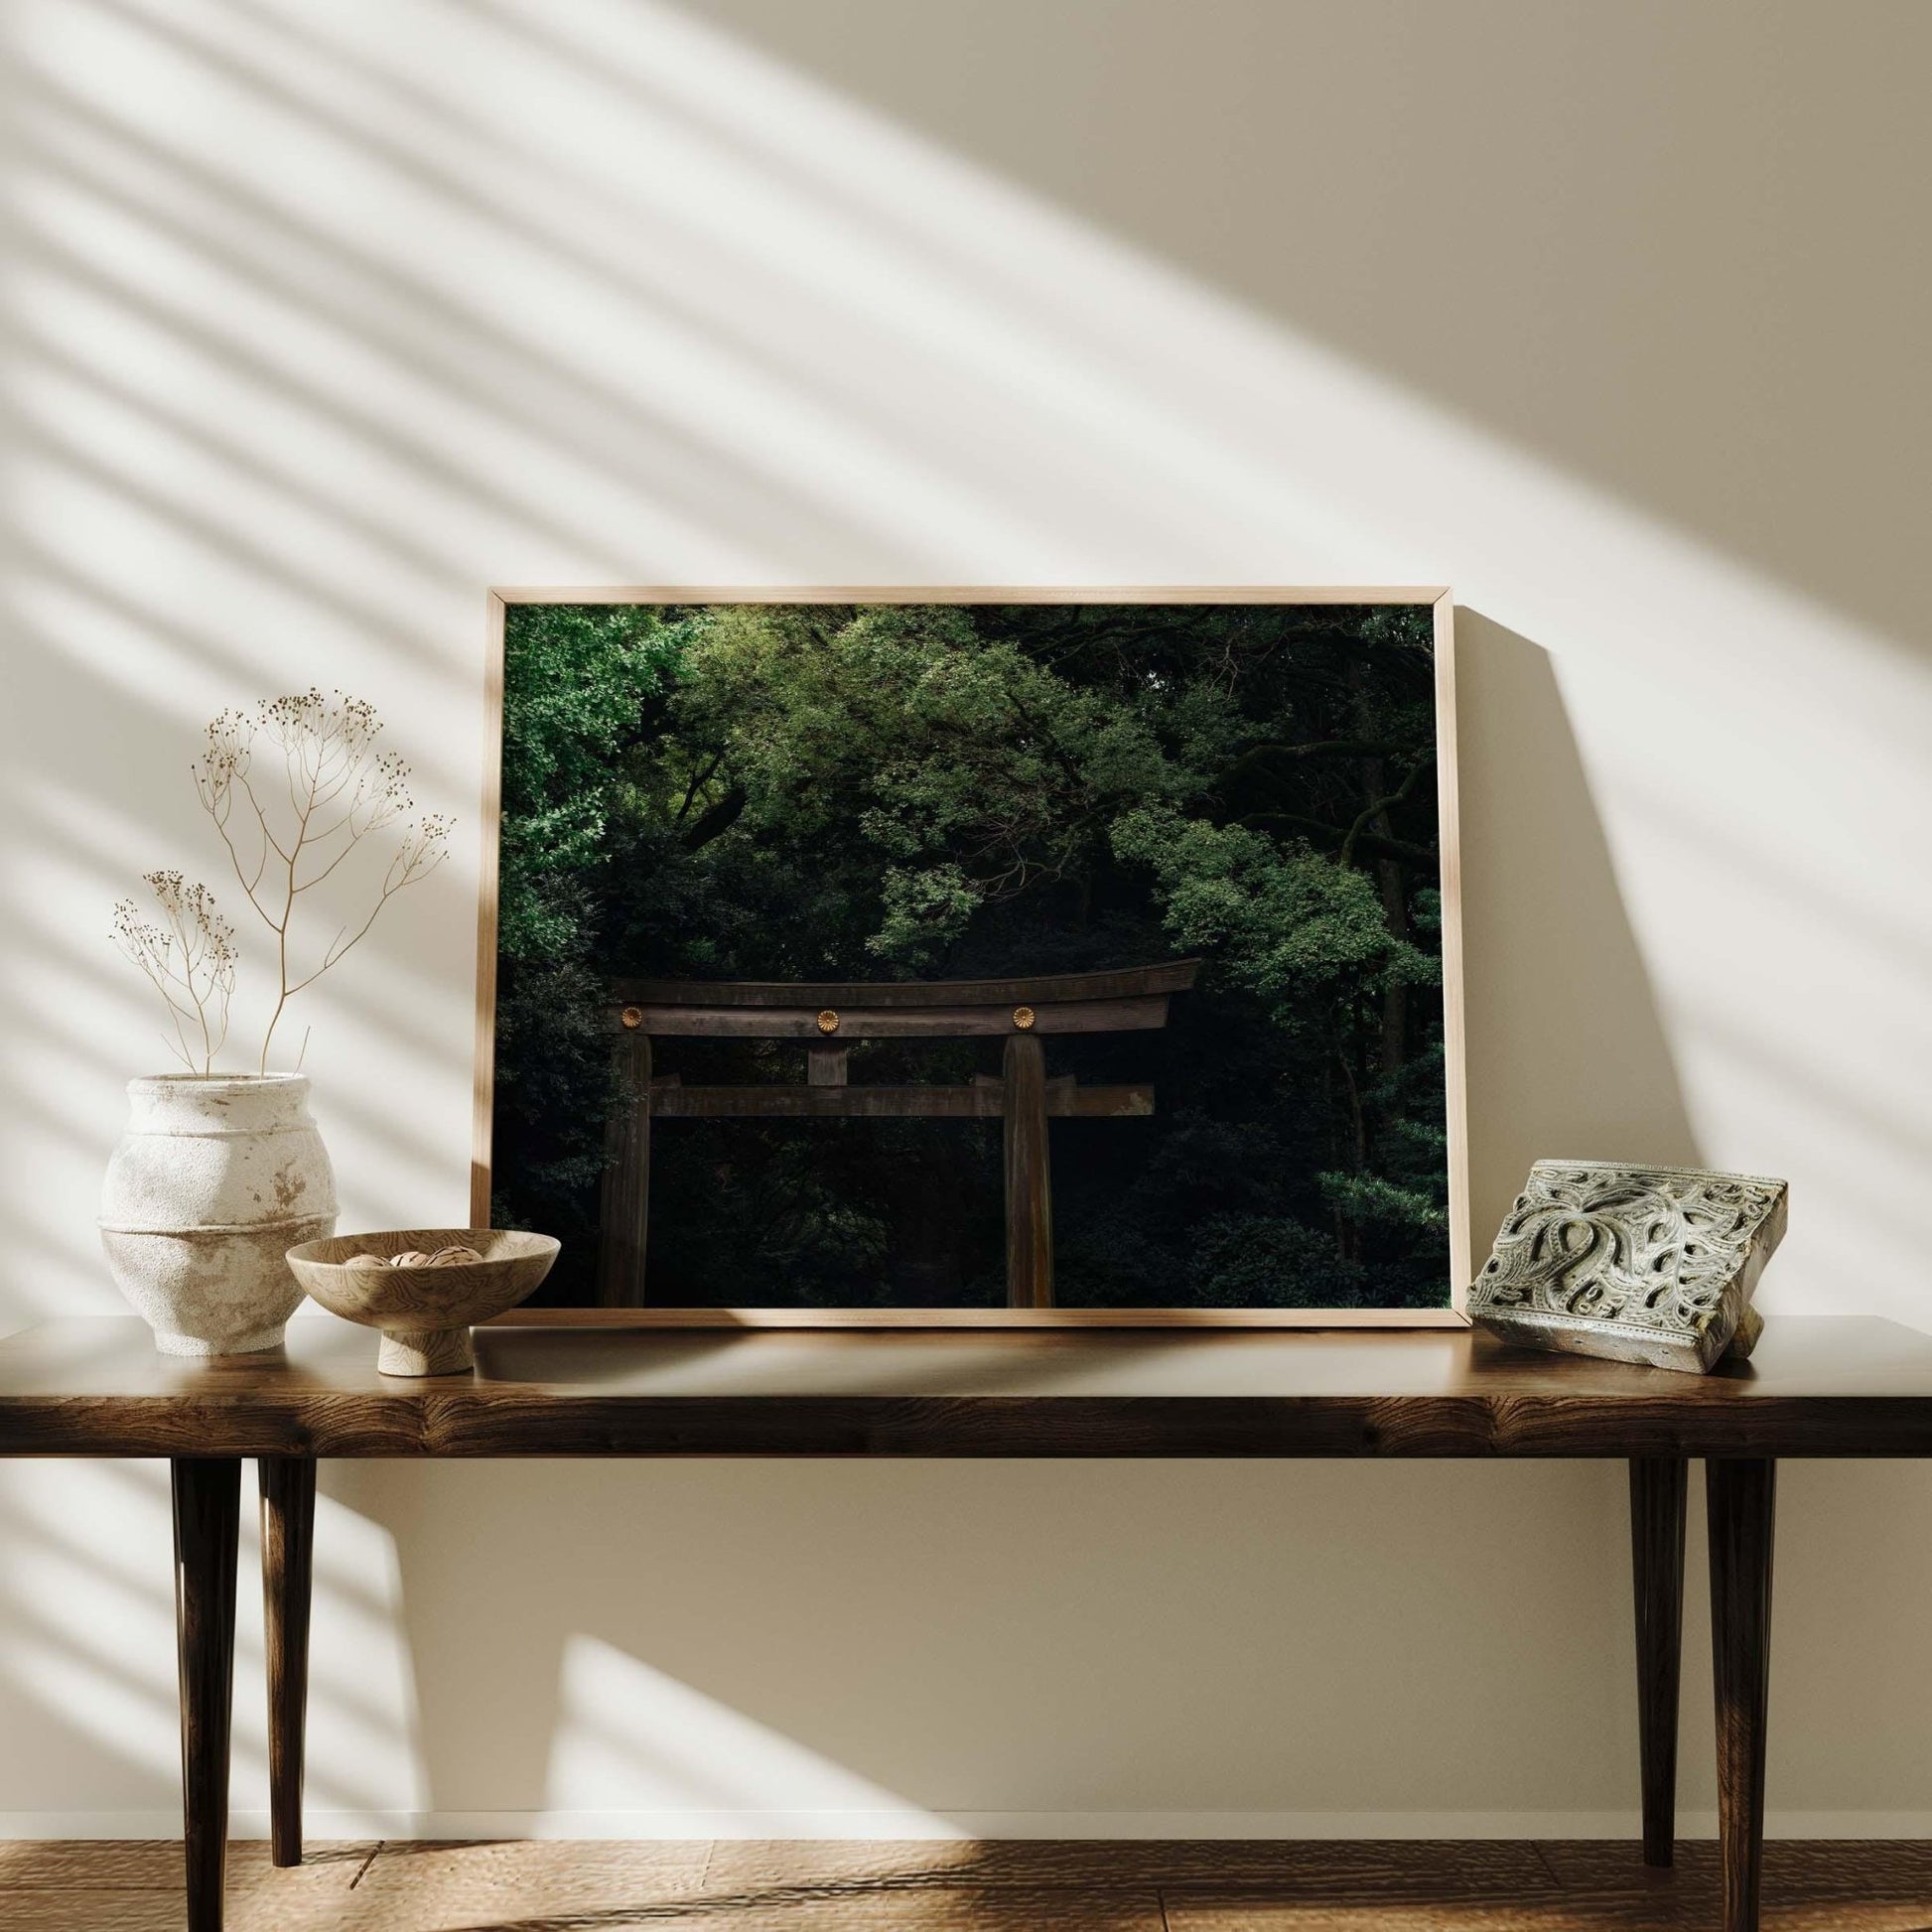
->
[[1467, 1161, 1789, 1373]]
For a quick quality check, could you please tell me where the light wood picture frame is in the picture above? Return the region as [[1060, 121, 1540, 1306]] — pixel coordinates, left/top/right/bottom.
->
[[473, 588, 1467, 1328]]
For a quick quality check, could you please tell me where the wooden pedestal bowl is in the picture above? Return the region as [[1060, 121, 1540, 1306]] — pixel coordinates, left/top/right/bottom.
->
[[286, 1228, 559, 1376]]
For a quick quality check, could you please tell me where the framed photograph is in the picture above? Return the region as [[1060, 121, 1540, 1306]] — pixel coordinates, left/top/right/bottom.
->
[[472, 589, 1466, 1326]]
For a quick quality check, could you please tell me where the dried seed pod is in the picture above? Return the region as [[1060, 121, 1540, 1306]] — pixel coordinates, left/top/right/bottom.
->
[[389, 1250, 432, 1268], [344, 1252, 387, 1272], [429, 1246, 484, 1266]]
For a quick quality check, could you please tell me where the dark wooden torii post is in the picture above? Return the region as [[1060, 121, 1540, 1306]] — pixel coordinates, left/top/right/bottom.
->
[[597, 960, 1198, 1310]]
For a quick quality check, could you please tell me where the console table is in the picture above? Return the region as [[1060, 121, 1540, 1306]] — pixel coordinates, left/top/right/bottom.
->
[[4, 1312, 1931, 1932]]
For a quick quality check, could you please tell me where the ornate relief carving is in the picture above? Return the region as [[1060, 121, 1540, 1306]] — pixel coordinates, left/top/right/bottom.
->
[[1468, 1161, 1788, 1373]]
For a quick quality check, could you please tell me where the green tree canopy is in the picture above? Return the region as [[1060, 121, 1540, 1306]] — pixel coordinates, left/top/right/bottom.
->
[[492, 601, 1449, 1311]]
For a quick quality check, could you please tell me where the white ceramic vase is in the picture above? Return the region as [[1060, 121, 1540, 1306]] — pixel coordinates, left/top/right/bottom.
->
[[98, 1073, 338, 1355]]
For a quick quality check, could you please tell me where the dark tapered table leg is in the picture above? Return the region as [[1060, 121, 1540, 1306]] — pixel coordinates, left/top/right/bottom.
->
[[259, 1456, 316, 1867], [1629, 1455, 1688, 1867], [1708, 1457, 1777, 1932], [173, 1457, 241, 1932]]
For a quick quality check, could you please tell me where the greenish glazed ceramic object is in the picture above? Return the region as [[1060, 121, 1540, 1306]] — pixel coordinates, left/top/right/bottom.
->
[[1468, 1160, 1787, 1374]]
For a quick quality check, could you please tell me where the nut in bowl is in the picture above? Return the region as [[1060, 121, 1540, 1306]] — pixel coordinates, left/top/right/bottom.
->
[[286, 1228, 559, 1376]]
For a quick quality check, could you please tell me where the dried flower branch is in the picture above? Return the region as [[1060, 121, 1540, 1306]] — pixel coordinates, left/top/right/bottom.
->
[[194, 688, 451, 1071], [111, 872, 238, 1074]]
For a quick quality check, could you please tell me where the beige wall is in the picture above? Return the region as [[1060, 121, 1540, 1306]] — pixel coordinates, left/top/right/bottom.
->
[[2, 0, 1929, 1836]]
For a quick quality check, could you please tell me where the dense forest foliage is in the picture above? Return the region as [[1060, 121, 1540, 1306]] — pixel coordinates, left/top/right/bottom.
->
[[490, 602, 1450, 1309]]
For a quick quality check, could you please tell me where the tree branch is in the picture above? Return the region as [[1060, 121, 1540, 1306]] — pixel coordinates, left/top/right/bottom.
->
[[1340, 755, 1433, 867], [1240, 811, 1437, 871]]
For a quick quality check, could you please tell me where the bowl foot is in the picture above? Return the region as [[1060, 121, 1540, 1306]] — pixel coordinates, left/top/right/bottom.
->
[[153, 1323, 289, 1357], [377, 1326, 473, 1376]]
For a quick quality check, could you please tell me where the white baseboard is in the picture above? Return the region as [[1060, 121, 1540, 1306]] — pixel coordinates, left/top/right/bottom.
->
[[2, 1809, 1929, 1840]]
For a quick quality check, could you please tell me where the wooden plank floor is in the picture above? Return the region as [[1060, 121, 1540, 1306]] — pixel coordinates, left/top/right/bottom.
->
[[2, 1840, 1930, 1930]]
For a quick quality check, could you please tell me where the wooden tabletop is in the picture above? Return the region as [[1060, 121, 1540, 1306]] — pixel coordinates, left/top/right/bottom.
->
[[2, 1315, 1931, 1458]]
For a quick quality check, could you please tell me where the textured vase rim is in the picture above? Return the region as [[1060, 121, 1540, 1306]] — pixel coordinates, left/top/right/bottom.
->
[[126, 1071, 310, 1093]]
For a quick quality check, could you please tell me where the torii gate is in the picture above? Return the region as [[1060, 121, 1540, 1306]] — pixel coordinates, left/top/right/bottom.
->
[[597, 960, 1199, 1309]]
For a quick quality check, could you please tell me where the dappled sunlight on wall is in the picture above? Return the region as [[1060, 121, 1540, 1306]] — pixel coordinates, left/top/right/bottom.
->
[[324, 1457, 1646, 1837], [699, 0, 1932, 652], [545, 1634, 944, 1836], [0, 1460, 423, 1831], [1, 0, 1930, 1831]]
